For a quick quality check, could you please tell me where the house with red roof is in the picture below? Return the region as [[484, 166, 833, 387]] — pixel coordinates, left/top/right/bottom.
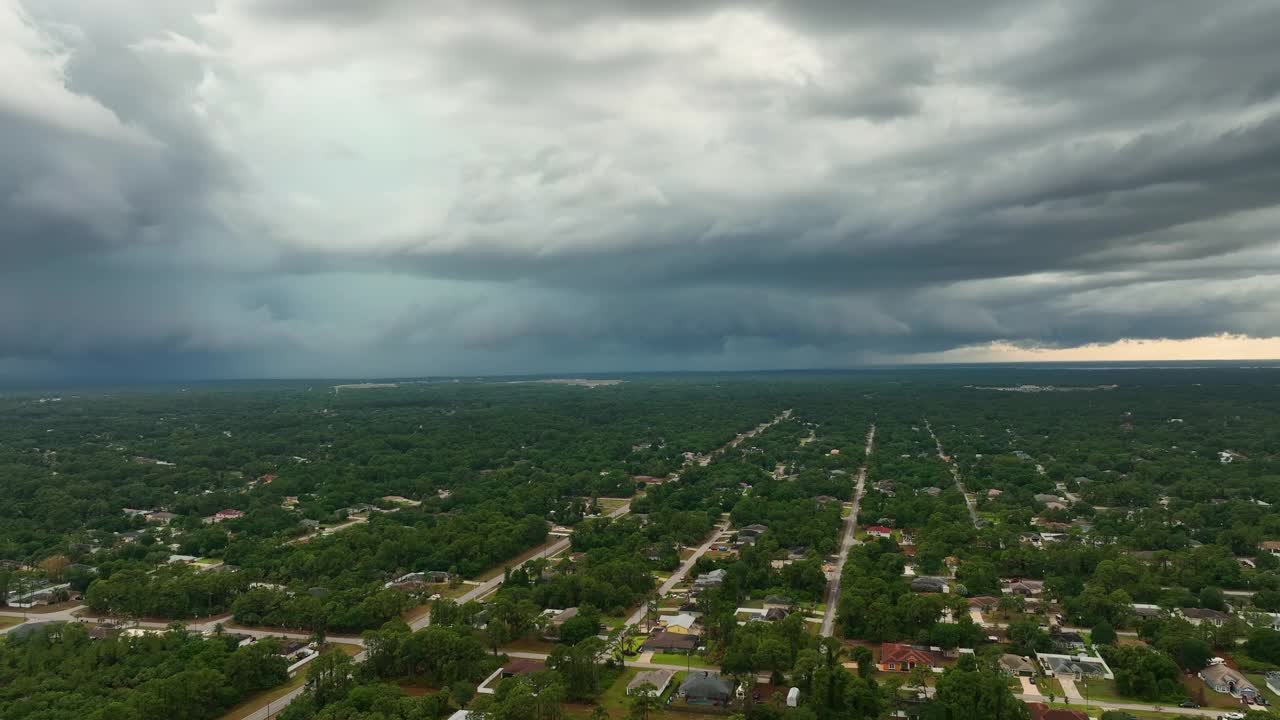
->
[[865, 525, 893, 539], [878, 643, 942, 672]]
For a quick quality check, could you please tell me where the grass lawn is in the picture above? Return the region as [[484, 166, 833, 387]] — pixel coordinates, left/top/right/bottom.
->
[[597, 498, 630, 513], [0, 616, 24, 629], [650, 653, 715, 669], [602, 613, 631, 630], [218, 643, 362, 720], [1077, 678, 1132, 704]]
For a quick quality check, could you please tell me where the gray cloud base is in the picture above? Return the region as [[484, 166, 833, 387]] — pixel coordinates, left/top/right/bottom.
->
[[3, 0, 1280, 380]]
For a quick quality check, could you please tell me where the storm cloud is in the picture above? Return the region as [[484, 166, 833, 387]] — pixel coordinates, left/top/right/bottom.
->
[[4, 0, 1280, 380]]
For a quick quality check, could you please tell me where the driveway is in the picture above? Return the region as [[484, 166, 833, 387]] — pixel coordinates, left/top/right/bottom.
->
[[1018, 677, 1040, 697]]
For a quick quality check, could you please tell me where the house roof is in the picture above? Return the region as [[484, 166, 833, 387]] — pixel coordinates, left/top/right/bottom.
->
[[502, 658, 545, 676], [1182, 607, 1230, 621], [969, 596, 1000, 608], [659, 613, 696, 630], [550, 607, 580, 625], [627, 669, 674, 695], [880, 643, 938, 667], [911, 577, 948, 592], [1000, 654, 1036, 674], [679, 672, 732, 699], [643, 632, 699, 651], [1201, 663, 1255, 690], [866, 525, 893, 534], [764, 594, 792, 605], [763, 607, 789, 621], [1038, 653, 1109, 678]]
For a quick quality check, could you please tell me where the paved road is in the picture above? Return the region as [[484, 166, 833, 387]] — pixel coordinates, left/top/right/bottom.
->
[[925, 419, 979, 528], [820, 423, 876, 637], [622, 519, 731, 630]]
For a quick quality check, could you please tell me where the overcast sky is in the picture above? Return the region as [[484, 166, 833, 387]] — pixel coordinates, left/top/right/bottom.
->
[[4, 0, 1280, 380]]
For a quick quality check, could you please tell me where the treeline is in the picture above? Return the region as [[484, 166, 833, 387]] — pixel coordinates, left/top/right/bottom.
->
[[0, 622, 288, 720]]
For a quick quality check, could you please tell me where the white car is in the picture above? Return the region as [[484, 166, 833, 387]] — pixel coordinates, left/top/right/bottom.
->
[[1217, 712, 1246, 720]]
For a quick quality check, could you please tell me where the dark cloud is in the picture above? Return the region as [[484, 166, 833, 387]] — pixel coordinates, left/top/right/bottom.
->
[[3, 0, 1280, 380]]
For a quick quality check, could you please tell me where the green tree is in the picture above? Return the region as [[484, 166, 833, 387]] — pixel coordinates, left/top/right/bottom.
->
[[922, 659, 1029, 720], [1092, 620, 1117, 646], [628, 684, 661, 720]]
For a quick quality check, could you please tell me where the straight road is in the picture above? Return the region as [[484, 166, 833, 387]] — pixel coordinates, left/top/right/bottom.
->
[[622, 518, 731, 629], [819, 423, 876, 637], [924, 419, 979, 528]]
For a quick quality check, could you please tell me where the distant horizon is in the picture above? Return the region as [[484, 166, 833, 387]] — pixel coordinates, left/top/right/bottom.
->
[[5, 357, 1280, 391]]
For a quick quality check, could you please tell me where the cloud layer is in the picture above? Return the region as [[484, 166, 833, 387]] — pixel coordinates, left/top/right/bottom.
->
[[5, 0, 1280, 379]]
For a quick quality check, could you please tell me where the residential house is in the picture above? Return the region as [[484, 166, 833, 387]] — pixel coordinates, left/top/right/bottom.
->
[[735, 524, 768, 545], [1035, 653, 1113, 680], [919, 487, 942, 497], [866, 525, 894, 539], [878, 644, 942, 673], [764, 595, 793, 609], [658, 613, 697, 634], [763, 608, 789, 622], [204, 509, 244, 524], [1265, 671, 1280, 696], [627, 669, 675, 696], [1199, 663, 1258, 699], [987, 489, 1003, 498], [145, 511, 177, 525], [1003, 579, 1044, 597], [911, 576, 949, 594], [1049, 631, 1086, 653], [1181, 607, 1230, 627], [542, 607, 582, 640], [282, 496, 300, 508], [300, 519, 320, 530], [679, 672, 734, 706], [969, 596, 1000, 611], [477, 659, 546, 695], [1131, 603, 1164, 620], [1000, 654, 1036, 677], [643, 631, 699, 653], [1261, 541, 1280, 556], [1034, 494, 1065, 504], [693, 569, 727, 591]]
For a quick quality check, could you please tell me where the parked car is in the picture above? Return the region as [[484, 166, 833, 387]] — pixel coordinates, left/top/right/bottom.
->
[[1179, 700, 1200, 708]]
